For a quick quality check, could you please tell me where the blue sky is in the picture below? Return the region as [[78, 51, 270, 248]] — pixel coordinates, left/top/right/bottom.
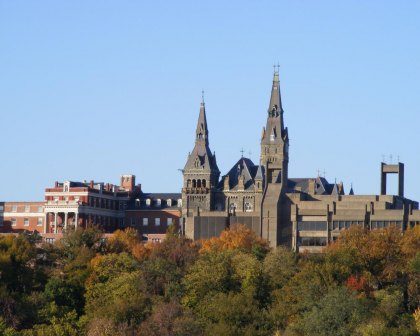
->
[[0, 1, 419, 201]]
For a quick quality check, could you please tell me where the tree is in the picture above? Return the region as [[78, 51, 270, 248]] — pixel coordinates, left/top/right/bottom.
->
[[291, 287, 369, 336], [106, 228, 140, 253], [138, 300, 202, 336], [200, 224, 269, 259]]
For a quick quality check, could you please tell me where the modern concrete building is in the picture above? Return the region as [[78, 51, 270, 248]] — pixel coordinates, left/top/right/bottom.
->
[[181, 69, 420, 252]]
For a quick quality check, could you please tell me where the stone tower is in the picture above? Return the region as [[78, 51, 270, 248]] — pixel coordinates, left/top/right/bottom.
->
[[182, 95, 220, 237], [260, 68, 290, 247]]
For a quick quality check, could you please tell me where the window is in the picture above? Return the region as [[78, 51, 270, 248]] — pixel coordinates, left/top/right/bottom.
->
[[143, 218, 148, 226], [11, 218, 17, 226], [146, 199, 151, 207], [38, 206, 43, 213], [24, 218, 29, 226], [244, 202, 253, 212], [37, 218, 43, 226], [229, 203, 237, 214], [12, 205, 17, 212], [167, 218, 173, 226], [177, 199, 182, 207], [0, 218, 3, 226], [298, 237, 327, 247], [156, 199, 161, 207], [25, 205, 30, 213], [46, 238, 55, 244], [135, 199, 141, 208], [155, 218, 160, 226], [297, 221, 327, 231], [0, 205, 4, 211], [167, 199, 172, 207]]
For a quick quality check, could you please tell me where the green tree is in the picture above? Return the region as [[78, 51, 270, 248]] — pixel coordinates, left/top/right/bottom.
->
[[291, 287, 369, 336]]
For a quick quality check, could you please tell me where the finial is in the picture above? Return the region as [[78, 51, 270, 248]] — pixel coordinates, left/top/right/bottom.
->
[[240, 148, 245, 158], [201, 90, 205, 105]]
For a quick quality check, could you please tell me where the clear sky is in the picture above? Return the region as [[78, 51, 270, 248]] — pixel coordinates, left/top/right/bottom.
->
[[1, 1, 419, 201]]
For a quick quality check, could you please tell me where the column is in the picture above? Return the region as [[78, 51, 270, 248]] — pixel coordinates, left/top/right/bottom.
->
[[75, 212, 79, 230], [54, 212, 58, 234], [64, 212, 68, 231], [44, 212, 48, 234]]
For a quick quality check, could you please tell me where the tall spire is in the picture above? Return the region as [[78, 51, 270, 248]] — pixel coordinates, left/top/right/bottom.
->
[[195, 91, 209, 144], [268, 65, 283, 118]]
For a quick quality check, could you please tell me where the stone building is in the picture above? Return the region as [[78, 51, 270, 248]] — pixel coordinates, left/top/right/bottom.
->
[[181, 69, 420, 251]]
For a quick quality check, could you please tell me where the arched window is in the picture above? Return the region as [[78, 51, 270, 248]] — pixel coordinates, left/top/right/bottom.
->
[[187, 179, 191, 188], [197, 179, 202, 188], [146, 199, 151, 207], [167, 199, 172, 207], [192, 180, 196, 188], [135, 199, 141, 208], [229, 203, 237, 214], [177, 199, 182, 207], [156, 199, 161, 207], [202, 179, 206, 188], [245, 202, 253, 212]]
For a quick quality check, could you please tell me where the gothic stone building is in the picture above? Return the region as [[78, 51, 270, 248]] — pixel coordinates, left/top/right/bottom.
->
[[182, 70, 420, 252]]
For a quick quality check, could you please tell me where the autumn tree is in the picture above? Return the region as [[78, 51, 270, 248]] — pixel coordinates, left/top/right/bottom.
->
[[200, 224, 269, 259]]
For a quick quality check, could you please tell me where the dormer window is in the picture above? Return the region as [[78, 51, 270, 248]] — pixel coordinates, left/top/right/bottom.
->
[[135, 199, 141, 208], [177, 199, 182, 207], [146, 199, 151, 207], [167, 199, 172, 207], [156, 199, 161, 207]]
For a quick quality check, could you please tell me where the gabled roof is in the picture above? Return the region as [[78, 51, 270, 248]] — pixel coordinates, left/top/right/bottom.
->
[[219, 157, 262, 191]]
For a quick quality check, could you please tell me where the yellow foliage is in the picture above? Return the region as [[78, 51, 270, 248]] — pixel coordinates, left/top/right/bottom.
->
[[414, 307, 420, 333], [200, 224, 269, 254], [107, 228, 139, 253]]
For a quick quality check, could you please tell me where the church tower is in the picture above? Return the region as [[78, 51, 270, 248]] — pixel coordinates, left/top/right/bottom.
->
[[260, 68, 290, 247], [182, 95, 220, 237], [260, 67, 289, 187]]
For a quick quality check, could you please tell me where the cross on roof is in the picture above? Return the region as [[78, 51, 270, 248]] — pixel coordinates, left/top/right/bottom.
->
[[240, 148, 245, 157]]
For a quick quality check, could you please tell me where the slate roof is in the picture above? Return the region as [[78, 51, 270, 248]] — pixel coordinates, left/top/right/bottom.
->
[[218, 157, 263, 191]]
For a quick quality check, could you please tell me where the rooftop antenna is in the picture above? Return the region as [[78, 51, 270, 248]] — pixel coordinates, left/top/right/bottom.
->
[[323, 169, 326, 178], [390, 154, 393, 163], [240, 148, 245, 158], [317, 169, 321, 177]]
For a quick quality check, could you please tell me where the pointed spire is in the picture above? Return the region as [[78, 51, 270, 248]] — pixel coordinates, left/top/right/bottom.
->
[[349, 183, 354, 195], [268, 65, 283, 117], [196, 92, 209, 144]]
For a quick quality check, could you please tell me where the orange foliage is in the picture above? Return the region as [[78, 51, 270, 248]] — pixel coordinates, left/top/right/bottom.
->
[[132, 242, 156, 262], [200, 224, 269, 254]]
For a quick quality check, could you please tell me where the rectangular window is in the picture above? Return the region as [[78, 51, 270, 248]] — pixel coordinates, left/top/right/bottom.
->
[[11, 218, 17, 226], [0, 205, 4, 211], [0, 218, 3, 226], [24, 218, 29, 226], [38, 206, 43, 213], [12, 205, 17, 212], [46, 238, 55, 244], [155, 218, 160, 226], [25, 205, 30, 213], [143, 218, 148, 226], [37, 218, 43, 226], [167, 218, 173, 226]]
